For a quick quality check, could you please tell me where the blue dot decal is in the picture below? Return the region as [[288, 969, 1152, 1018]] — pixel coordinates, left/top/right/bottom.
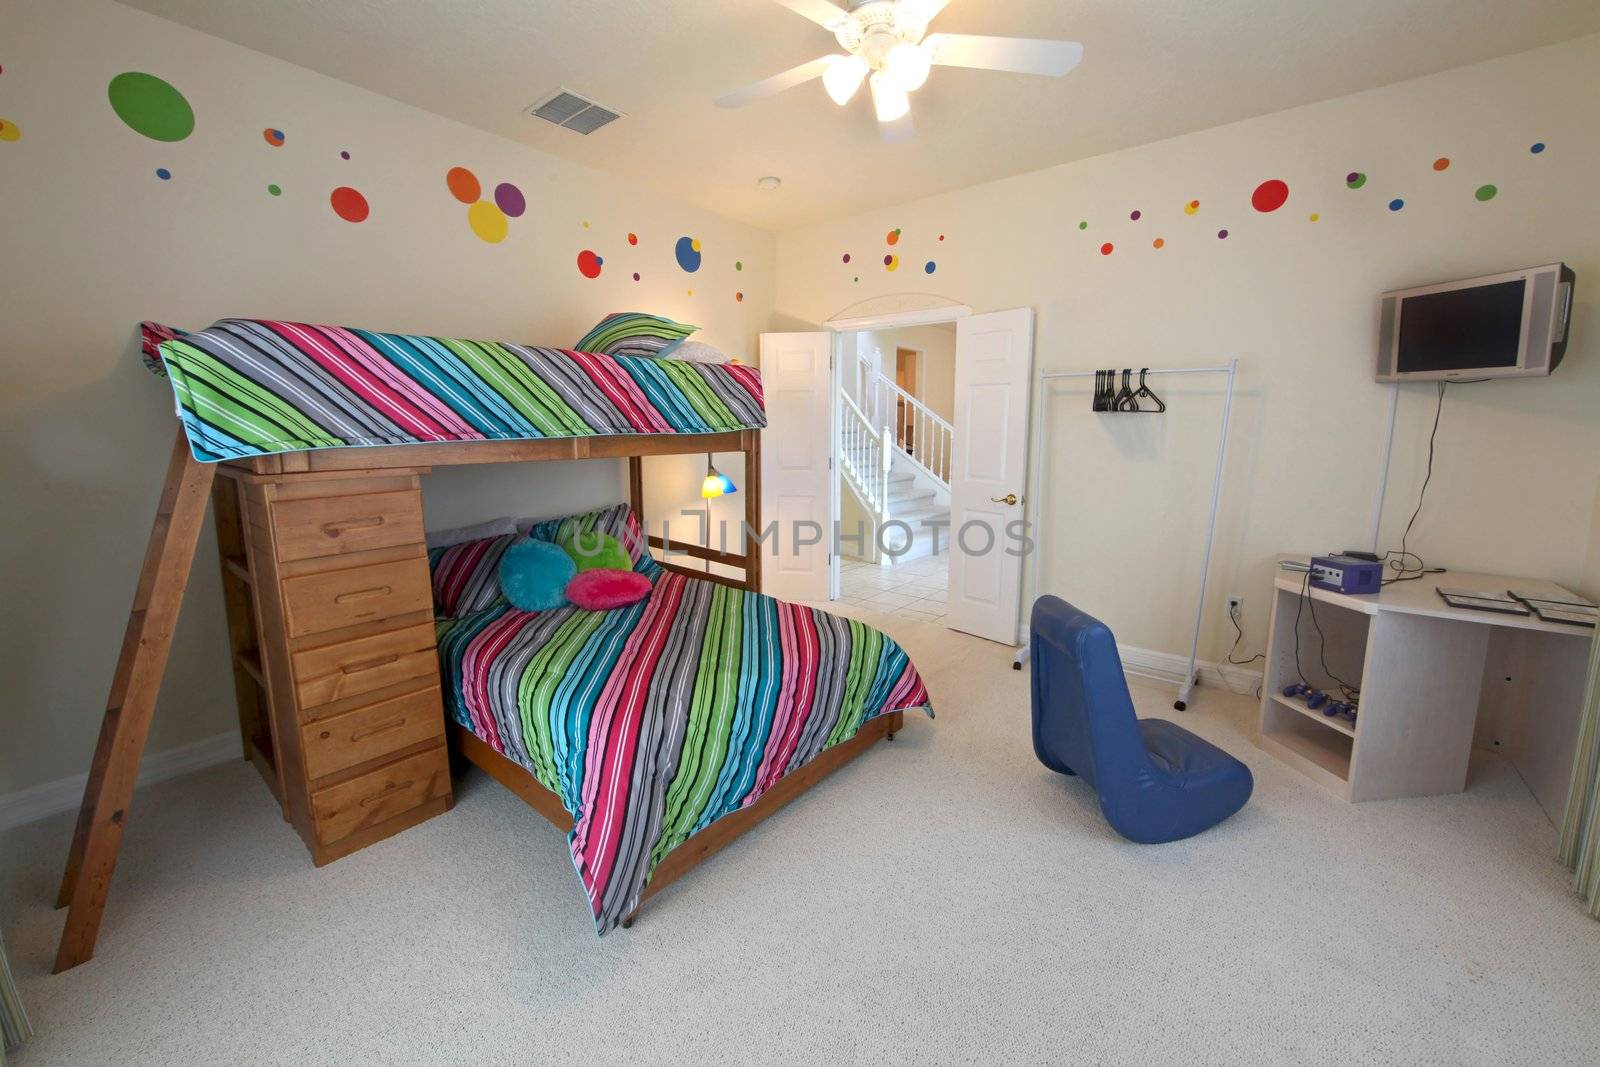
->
[[674, 236, 703, 273], [1388, 198, 1405, 212], [155, 167, 171, 180], [1530, 142, 1546, 154], [924, 260, 937, 275]]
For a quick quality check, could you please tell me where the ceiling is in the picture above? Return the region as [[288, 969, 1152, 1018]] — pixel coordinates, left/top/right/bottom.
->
[[119, 0, 1600, 230]]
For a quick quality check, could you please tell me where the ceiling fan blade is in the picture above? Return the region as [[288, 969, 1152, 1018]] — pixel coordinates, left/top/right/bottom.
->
[[927, 34, 1084, 77], [771, 0, 853, 31], [714, 55, 834, 108]]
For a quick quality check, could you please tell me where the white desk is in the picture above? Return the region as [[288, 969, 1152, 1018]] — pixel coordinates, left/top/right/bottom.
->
[[1256, 561, 1593, 814]]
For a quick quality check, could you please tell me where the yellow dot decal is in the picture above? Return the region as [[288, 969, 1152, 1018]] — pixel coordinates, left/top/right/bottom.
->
[[0, 119, 19, 142], [468, 200, 509, 243]]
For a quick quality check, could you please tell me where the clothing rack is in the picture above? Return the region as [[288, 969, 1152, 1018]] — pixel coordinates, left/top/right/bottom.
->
[[1011, 361, 1238, 711]]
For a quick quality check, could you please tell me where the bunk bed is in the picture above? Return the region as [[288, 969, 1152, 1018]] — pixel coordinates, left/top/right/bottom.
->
[[52, 319, 931, 970]]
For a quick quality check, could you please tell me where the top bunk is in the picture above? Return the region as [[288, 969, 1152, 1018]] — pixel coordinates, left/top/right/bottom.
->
[[140, 318, 766, 474]]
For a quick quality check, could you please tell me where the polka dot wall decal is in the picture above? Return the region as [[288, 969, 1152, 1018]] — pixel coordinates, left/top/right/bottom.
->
[[493, 181, 526, 218], [1530, 142, 1546, 154], [577, 250, 603, 279], [1184, 200, 1200, 215], [1475, 184, 1498, 202], [582, 220, 590, 229], [1217, 229, 1229, 239], [468, 200, 509, 243], [736, 292, 744, 302], [1308, 212, 1320, 222], [1433, 157, 1450, 171], [267, 183, 281, 196], [108, 72, 195, 142], [1153, 237, 1165, 249], [446, 166, 480, 204], [886, 228, 901, 245], [329, 186, 369, 223], [735, 261, 743, 271], [884, 253, 899, 271], [0, 118, 19, 143], [938, 234, 945, 241], [155, 167, 171, 180], [632, 272, 640, 281], [1251, 179, 1289, 213], [1129, 210, 1142, 221], [853, 276, 859, 283], [1078, 221, 1088, 230], [340, 150, 351, 160], [1099, 243, 1114, 256], [674, 236, 703, 272], [262, 127, 285, 147], [924, 260, 937, 274], [1346, 171, 1367, 189], [628, 232, 638, 245], [1388, 198, 1405, 212]]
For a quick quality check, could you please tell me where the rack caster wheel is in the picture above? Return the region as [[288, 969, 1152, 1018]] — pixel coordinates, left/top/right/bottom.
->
[[1012, 661, 1022, 671], [1173, 700, 1187, 711], [621, 916, 635, 930], [886, 732, 896, 742]]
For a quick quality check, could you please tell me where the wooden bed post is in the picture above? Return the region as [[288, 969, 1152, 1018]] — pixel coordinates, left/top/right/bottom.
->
[[743, 430, 762, 593], [53, 430, 215, 972]]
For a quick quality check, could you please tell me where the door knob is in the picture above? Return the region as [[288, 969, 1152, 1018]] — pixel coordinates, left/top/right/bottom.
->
[[990, 493, 1019, 506]]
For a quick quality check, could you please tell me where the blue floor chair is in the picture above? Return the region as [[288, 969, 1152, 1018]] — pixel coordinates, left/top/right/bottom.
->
[[1030, 596, 1253, 843]]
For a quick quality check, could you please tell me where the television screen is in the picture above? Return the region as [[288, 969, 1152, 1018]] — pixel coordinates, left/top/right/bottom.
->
[[1396, 279, 1526, 373]]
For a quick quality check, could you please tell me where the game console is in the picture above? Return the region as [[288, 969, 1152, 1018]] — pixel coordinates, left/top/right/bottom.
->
[[1310, 555, 1383, 595]]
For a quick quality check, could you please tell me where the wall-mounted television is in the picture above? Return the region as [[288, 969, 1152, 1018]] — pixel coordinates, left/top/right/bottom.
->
[[1375, 263, 1574, 383]]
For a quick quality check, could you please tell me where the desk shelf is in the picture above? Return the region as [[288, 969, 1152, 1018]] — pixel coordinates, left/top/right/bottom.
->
[[1268, 692, 1356, 739]]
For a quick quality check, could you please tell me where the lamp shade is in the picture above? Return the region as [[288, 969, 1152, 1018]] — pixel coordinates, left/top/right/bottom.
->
[[701, 466, 737, 499], [823, 54, 868, 106]]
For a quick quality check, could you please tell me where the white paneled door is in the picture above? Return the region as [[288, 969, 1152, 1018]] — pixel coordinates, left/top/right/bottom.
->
[[947, 308, 1035, 644], [758, 332, 833, 603]]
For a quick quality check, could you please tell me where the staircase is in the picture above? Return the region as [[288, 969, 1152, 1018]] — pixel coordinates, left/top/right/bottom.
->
[[838, 356, 952, 565]]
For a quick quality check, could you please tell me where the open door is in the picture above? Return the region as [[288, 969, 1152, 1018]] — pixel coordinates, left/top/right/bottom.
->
[[758, 332, 833, 602], [947, 308, 1034, 644]]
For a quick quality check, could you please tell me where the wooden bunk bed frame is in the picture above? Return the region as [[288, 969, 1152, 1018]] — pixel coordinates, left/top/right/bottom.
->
[[52, 427, 903, 971]]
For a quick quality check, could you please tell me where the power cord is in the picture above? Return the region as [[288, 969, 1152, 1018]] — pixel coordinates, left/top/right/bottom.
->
[[1293, 568, 1361, 706], [1381, 378, 1486, 585], [1220, 600, 1264, 697]]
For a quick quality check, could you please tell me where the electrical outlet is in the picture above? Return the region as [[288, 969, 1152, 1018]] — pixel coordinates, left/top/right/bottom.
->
[[1225, 595, 1243, 619]]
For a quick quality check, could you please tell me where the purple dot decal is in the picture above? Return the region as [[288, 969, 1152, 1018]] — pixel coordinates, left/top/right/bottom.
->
[[340, 150, 351, 160], [1346, 172, 1367, 189], [1217, 229, 1229, 239], [842, 253, 851, 263], [493, 182, 525, 218], [1129, 210, 1141, 221], [883, 254, 893, 266], [1388, 198, 1405, 212], [632, 272, 640, 281]]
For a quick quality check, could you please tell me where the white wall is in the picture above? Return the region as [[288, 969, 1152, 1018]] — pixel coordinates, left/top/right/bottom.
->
[[0, 0, 775, 794], [858, 324, 957, 423], [778, 35, 1600, 662]]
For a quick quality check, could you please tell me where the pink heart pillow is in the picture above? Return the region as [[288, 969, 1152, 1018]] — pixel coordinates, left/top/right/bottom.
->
[[565, 568, 652, 611]]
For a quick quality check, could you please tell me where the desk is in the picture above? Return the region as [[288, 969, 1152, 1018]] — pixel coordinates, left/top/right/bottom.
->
[[1256, 560, 1593, 813]]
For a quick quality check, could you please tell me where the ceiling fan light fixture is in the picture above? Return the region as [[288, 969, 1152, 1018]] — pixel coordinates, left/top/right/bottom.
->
[[822, 54, 869, 106], [869, 70, 911, 123], [883, 40, 933, 93]]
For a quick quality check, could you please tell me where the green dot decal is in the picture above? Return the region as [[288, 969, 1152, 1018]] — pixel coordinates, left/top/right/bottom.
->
[[267, 183, 281, 196], [1345, 171, 1367, 189], [107, 72, 195, 142], [1078, 221, 1088, 230], [1475, 184, 1498, 202], [735, 260, 743, 271]]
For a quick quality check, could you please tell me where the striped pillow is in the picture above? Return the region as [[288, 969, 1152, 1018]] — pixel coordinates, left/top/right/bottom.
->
[[574, 312, 696, 359], [428, 532, 517, 617]]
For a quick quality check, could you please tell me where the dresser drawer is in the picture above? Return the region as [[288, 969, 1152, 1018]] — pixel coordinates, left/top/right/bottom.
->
[[299, 686, 445, 780], [291, 622, 438, 709], [281, 558, 432, 638], [270, 491, 425, 562], [311, 745, 449, 846]]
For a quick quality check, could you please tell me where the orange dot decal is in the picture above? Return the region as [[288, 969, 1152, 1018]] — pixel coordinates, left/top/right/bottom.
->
[[1433, 157, 1450, 171], [329, 187, 369, 223], [446, 166, 480, 205], [886, 228, 901, 246], [1185, 199, 1200, 215], [1152, 237, 1165, 249]]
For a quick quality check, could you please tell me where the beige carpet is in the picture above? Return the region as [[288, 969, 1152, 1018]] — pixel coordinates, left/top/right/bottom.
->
[[4, 609, 1598, 1064]]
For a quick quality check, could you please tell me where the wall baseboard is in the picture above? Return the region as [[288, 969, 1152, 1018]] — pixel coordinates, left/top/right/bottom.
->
[[1117, 642, 1263, 700], [0, 731, 239, 834]]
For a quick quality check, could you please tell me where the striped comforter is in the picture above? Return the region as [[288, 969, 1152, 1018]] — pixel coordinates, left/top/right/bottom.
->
[[437, 568, 932, 933], [141, 319, 766, 461]]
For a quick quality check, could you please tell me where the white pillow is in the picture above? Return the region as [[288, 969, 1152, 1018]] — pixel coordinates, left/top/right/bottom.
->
[[671, 340, 728, 365], [425, 516, 519, 549]]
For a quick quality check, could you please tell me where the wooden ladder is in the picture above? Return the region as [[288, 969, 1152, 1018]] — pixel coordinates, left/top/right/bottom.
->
[[53, 431, 216, 972]]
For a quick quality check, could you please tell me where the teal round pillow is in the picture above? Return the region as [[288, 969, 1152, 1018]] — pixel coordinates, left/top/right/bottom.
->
[[560, 530, 631, 573], [499, 538, 575, 611]]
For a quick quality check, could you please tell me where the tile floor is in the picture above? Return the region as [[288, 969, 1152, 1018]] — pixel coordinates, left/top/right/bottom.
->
[[836, 554, 949, 625]]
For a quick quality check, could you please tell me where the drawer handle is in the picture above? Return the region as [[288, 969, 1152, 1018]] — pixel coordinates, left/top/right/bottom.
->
[[350, 717, 407, 743], [340, 653, 400, 675], [359, 779, 415, 807], [321, 516, 385, 536], [335, 585, 392, 604]]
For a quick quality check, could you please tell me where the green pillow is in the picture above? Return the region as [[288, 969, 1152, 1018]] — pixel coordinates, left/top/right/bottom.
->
[[560, 530, 631, 573]]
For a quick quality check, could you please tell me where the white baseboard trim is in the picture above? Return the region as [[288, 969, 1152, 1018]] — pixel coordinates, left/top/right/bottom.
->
[[0, 731, 239, 834], [1117, 642, 1263, 698]]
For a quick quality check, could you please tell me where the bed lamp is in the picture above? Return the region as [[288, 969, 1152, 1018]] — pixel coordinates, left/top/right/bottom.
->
[[701, 457, 737, 499]]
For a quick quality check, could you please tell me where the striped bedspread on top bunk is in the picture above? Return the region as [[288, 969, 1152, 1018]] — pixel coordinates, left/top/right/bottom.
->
[[436, 550, 931, 934], [140, 318, 766, 462]]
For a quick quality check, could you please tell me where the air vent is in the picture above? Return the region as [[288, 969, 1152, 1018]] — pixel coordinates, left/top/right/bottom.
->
[[527, 88, 622, 135]]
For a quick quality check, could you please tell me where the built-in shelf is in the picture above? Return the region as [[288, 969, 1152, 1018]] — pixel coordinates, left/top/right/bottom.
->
[[1262, 723, 1352, 784], [1269, 692, 1356, 738]]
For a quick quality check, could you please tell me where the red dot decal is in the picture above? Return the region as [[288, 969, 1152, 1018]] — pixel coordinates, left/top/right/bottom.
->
[[1251, 179, 1289, 213], [577, 249, 603, 279], [627, 232, 638, 245], [1099, 242, 1114, 256], [329, 186, 369, 223]]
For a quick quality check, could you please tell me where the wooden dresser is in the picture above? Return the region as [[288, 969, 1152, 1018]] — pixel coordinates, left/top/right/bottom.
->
[[212, 465, 452, 864]]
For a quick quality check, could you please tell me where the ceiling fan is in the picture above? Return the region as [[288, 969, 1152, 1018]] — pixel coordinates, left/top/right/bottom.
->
[[714, 0, 1083, 132]]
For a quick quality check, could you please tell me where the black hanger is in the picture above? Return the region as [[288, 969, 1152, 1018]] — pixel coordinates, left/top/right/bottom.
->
[[1114, 368, 1137, 412], [1093, 369, 1113, 412], [1133, 368, 1166, 413]]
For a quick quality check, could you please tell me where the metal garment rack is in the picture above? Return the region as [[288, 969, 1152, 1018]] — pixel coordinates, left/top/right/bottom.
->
[[1011, 361, 1239, 711]]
